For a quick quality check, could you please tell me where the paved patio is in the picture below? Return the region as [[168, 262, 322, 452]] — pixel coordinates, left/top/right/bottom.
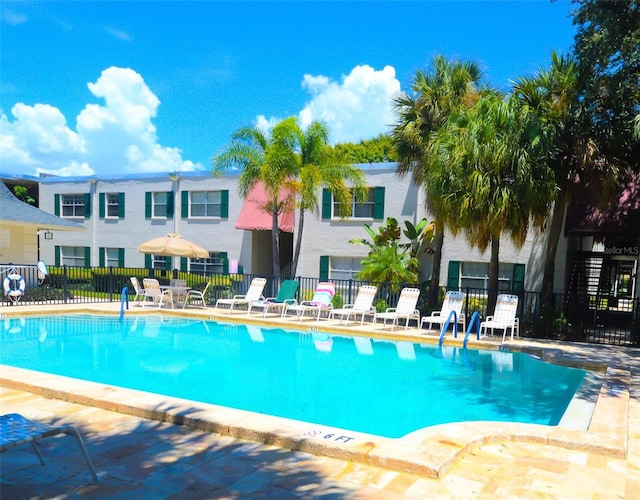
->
[[1, 303, 639, 498]]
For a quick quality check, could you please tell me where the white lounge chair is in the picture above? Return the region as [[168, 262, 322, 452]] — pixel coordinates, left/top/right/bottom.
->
[[421, 290, 466, 334], [182, 281, 210, 309], [248, 279, 299, 317], [0, 413, 97, 481], [129, 277, 148, 306], [214, 277, 267, 314], [142, 278, 173, 309], [285, 282, 335, 321], [375, 287, 421, 331], [328, 285, 377, 325], [479, 294, 520, 341]]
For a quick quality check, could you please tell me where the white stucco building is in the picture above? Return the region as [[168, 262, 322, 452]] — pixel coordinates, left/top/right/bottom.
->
[[30, 163, 561, 294]]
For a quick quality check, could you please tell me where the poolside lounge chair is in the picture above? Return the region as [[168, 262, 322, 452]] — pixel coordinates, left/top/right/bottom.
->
[[214, 277, 267, 314], [479, 294, 520, 341], [328, 285, 377, 325], [182, 281, 210, 309], [374, 287, 421, 331], [421, 290, 466, 334], [248, 279, 299, 317], [130, 277, 149, 306], [142, 278, 173, 309], [0, 413, 97, 481], [285, 282, 335, 321]]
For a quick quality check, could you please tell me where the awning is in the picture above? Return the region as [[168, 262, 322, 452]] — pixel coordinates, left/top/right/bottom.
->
[[235, 182, 295, 233], [565, 173, 640, 236]]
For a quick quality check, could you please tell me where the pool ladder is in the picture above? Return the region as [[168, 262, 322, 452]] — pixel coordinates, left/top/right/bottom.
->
[[438, 311, 483, 349], [120, 286, 129, 320]]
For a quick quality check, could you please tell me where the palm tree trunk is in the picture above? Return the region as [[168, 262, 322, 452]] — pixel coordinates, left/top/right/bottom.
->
[[290, 208, 305, 277], [428, 220, 445, 306], [272, 210, 280, 278], [541, 190, 567, 317], [487, 234, 500, 314]]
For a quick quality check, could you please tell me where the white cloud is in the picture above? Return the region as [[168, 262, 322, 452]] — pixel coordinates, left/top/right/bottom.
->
[[0, 66, 201, 177], [298, 65, 400, 144], [1, 9, 27, 26], [104, 26, 133, 42]]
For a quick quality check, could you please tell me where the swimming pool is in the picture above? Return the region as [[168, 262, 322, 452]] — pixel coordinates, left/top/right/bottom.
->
[[1, 314, 588, 439]]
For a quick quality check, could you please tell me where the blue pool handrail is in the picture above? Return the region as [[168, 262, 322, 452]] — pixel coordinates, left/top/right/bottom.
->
[[120, 286, 129, 320], [462, 311, 483, 349], [438, 310, 458, 347]]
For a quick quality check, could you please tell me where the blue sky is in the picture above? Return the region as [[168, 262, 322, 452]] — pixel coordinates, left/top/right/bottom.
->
[[1, 1, 576, 178]]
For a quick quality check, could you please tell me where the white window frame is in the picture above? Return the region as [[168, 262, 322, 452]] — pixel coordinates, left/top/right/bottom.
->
[[190, 191, 222, 218], [61, 194, 85, 218], [459, 262, 513, 291], [104, 247, 120, 267], [152, 255, 168, 270], [105, 193, 120, 218], [329, 256, 362, 280], [61, 246, 86, 267], [332, 188, 375, 220], [152, 192, 168, 218], [190, 252, 223, 275]]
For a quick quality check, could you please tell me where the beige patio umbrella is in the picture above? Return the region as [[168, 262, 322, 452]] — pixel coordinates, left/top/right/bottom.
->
[[137, 233, 209, 258]]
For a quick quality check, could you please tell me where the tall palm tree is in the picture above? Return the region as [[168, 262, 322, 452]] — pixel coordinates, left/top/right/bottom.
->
[[290, 120, 367, 276], [430, 92, 554, 311], [390, 55, 483, 304], [512, 52, 617, 311], [214, 117, 367, 278], [212, 118, 299, 277]]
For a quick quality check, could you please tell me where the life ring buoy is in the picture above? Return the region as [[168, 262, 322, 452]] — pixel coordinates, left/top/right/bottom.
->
[[3, 273, 25, 298]]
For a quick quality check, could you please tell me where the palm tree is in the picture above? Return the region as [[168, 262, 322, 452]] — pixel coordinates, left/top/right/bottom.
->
[[290, 120, 367, 276], [214, 117, 367, 278], [512, 52, 618, 312], [390, 55, 483, 304], [430, 92, 554, 312], [212, 118, 299, 277]]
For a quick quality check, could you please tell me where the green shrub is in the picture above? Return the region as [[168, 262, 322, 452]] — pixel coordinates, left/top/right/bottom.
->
[[332, 292, 344, 309]]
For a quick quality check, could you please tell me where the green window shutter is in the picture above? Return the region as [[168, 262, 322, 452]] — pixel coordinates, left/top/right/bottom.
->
[[99, 193, 105, 219], [512, 263, 525, 292], [166, 191, 174, 219], [181, 191, 189, 218], [321, 189, 332, 220], [118, 248, 125, 267], [55, 246, 61, 266], [145, 192, 152, 219], [447, 261, 460, 290], [373, 187, 385, 220], [221, 190, 229, 218], [221, 252, 229, 274], [180, 257, 188, 272], [84, 247, 91, 268], [84, 193, 91, 219], [99, 247, 105, 267], [165, 256, 172, 271], [54, 194, 60, 216], [319, 255, 329, 280], [118, 193, 125, 219], [145, 254, 151, 269]]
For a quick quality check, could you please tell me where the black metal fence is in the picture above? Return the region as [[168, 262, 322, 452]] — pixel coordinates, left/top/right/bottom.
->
[[2, 264, 638, 346]]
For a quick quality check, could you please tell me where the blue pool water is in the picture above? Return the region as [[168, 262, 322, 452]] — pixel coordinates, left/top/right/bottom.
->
[[1, 315, 587, 438]]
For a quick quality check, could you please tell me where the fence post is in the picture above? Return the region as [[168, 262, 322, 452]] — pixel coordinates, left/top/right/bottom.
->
[[63, 265, 69, 304]]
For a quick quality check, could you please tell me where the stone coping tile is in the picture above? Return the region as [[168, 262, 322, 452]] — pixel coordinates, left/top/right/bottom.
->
[[0, 305, 631, 479]]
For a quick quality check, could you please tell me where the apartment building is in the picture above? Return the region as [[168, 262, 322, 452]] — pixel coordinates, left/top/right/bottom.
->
[[33, 163, 554, 295]]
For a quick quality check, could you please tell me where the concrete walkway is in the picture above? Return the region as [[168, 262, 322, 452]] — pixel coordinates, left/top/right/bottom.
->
[[1, 304, 639, 498]]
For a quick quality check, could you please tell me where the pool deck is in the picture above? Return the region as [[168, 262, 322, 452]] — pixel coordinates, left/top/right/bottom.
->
[[1, 302, 639, 498]]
